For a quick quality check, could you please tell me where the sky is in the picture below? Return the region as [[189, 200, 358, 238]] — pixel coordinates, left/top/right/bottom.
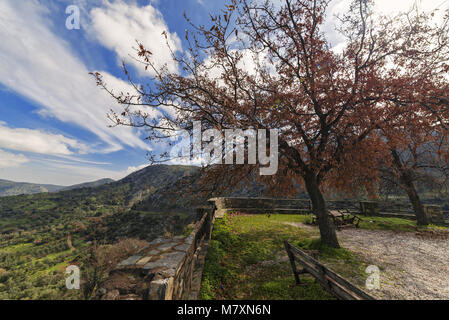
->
[[0, 0, 447, 185]]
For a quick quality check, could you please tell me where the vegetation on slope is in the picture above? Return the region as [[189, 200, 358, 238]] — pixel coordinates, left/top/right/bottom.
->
[[0, 179, 63, 197], [0, 178, 117, 197], [0, 165, 199, 299]]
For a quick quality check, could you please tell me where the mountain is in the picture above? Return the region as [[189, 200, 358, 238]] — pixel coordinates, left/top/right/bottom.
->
[[0, 164, 204, 255], [0, 177, 116, 197], [0, 163, 299, 243], [60, 178, 115, 191], [111, 164, 198, 206], [132, 168, 269, 212], [0, 179, 64, 197], [0, 164, 199, 231], [0, 163, 303, 299]]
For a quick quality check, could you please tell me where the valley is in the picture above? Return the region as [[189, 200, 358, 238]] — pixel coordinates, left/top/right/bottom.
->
[[0, 165, 201, 299]]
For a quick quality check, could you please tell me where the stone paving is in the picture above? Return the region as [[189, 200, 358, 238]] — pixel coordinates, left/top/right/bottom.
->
[[117, 235, 193, 273], [99, 207, 214, 300]]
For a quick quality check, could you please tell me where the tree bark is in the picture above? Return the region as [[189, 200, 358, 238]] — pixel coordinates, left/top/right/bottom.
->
[[403, 182, 428, 225], [390, 149, 429, 226], [304, 171, 340, 248]]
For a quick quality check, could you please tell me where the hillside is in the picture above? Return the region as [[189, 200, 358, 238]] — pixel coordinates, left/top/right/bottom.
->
[[0, 165, 199, 231], [4, 162, 443, 300], [0, 178, 115, 197], [60, 178, 115, 191], [0, 164, 201, 299], [0, 179, 63, 197]]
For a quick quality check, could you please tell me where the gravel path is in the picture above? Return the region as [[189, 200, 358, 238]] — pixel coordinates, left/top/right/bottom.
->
[[337, 228, 449, 300], [280, 221, 449, 299]]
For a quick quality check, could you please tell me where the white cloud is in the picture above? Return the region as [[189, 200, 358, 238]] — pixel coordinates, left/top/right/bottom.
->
[[324, 0, 448, 51], [125, 163, 149, 175], [0, 159, 149, 186], [89, 0, 182, 76], [0, 149, 29, 168], [0, 0, 149, 154], [200, 48, 276, 88], [98, 71, 163, 118], [0, 124, 88, 156], [373, 0, 443, 17]]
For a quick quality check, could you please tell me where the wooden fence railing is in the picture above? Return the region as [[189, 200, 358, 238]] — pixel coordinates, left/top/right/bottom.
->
[[284, 241, 375, 300]]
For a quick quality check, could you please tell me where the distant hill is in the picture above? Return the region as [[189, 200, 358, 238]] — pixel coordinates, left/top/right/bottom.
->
[[61, 178, 115, 191], [0, 164, 200, 236], [0, 179, 64, 197], [0, 177, 115, 197]]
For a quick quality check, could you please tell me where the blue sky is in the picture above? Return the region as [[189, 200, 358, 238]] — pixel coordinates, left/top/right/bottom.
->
[[0, 0, 444, 185]]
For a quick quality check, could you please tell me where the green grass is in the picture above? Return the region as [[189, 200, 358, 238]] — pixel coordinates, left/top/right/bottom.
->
[[182, 224, 195, 237], [358, 216, 449, 232], [200, 214, 371, 300], [293, 238, 367, 281], [0, 242, 34, 253]]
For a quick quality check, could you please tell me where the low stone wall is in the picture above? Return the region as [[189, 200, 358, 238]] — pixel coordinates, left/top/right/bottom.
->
[[327, 200, 361, 211], [360, 201, 380, 215], [424, 205, 445, 224], [98, 206, 214, 300], [209, 197, 312, 217], [210, 197, 365, 217], [211, 197, 446, 223], [360, 201, 446, 224]]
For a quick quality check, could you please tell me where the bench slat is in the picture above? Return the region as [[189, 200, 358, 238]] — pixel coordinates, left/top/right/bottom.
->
[[284, 241, 375, 300]]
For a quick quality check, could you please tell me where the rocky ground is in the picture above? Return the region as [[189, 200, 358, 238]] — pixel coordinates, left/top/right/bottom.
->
[[282, 221, 449, 299], [337, 228, 449, 300]]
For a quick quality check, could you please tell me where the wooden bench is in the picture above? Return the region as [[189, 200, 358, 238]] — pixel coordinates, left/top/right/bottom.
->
[[284, 241, 375, 300], [312, 209, 362, 230]]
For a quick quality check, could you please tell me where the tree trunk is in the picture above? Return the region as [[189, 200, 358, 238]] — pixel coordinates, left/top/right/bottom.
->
[[403, 179, 429, 226], [390, 149, 429, 226], [304, 171, 340, 248]]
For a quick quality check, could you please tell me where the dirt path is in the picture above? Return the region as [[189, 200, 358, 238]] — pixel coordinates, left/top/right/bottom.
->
[[338, 228, 449, 300], [67, 234, 76, 252], [280, 222, 449, 299]]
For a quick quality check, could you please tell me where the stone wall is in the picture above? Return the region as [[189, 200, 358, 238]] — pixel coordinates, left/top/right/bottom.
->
[[424, 205, 445, 224], [98, 206, 214, 300], [211, 197, 446, 223], [360, 201, 446, 223], [209, 197, 365, 217], [209, 197, 312, 217], [360, 201, 380, 215]]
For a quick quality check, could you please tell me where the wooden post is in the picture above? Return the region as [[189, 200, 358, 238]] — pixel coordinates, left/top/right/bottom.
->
[[284, 241, 300, 285], [318, 264, 331, 293]]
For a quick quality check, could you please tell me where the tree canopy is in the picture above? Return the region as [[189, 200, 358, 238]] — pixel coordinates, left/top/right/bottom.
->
[[92, 0, 449, 248]]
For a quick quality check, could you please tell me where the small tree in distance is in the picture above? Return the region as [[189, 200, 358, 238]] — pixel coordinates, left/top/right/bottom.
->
[[92, 0, 449, 248], [377, 105, 449, 225]]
